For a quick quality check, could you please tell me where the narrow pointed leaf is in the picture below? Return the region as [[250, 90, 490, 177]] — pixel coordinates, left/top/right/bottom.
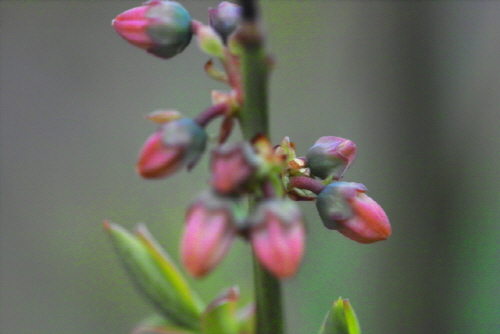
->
[[319, 298, 360, 334], [236, 303, 255, 334], [104, 221, 203, 331], [201, 287, 239, 334], [135, 224, 204, 314], [133, 314, 198, 334]]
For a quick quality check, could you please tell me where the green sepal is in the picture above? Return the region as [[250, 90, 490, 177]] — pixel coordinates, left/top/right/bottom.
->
[[319, 298, 360, 334], [204, 59, 229, 83], [201, 286, 240, 334], [196, 24, 225, 59], [133, 314, 199, 334], [104, 221, 204, 331]]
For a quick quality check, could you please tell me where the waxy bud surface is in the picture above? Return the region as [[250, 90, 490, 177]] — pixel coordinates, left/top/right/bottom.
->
[[210, 141, 257, 194], [316, 182, 391, 244], [249, 200, 305, 278], [112, 0, 192, 59], [306, 136, 357, 180], [180, 191, 238, 278], [137, 118, 207, 178], [209, 2, 242, 43]]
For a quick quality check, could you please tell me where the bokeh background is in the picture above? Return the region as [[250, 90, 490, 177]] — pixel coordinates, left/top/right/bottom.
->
[[2, 1, 500, 333]]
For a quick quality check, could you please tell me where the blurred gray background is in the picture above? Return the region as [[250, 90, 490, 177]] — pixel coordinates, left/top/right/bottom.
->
[[2, 1, 500, 333]]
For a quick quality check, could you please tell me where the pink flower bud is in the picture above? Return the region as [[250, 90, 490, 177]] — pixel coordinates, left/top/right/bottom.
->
[[210, 142, 257, 194], [249, 200, 305, 278], [306, 136, 357, 180], [137, 118, 207, 179], [112, 0, 192, 59], [180, 191, 237, 278], [316, 182, 391, 244]]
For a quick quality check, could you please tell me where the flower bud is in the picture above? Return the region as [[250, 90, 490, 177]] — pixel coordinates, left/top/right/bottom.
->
[[112, 0, 192, 59], [316, 182, 391, 244], [192, 21, 225, 58], [208, 2, 242, 43], [180, 191, 238, 278], [306, 136, 357, 180], [137, 118, 207, 178], [210, 141, 257, 194], [249, 200, 305, 278]]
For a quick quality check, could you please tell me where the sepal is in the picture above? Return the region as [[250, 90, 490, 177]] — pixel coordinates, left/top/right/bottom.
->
[[192, 21, 225, 58]]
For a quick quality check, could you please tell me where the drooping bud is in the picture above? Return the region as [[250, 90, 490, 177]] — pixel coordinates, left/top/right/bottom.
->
[[208, 2, 242, 43], [112, 0, 192, 59], [249, 200, 305, 278], [137, 118, 207, 179], [316, 182, 391, 244], [306, 136, 357, 180], [210, 141, 258, 194], [180, 190, 239, 278]]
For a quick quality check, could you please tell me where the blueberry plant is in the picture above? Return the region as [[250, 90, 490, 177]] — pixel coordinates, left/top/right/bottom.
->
[[105, 1, 391, 333]]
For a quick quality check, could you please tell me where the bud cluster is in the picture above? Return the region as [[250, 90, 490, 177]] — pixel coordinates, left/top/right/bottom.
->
[[112, 1, 391, 282]]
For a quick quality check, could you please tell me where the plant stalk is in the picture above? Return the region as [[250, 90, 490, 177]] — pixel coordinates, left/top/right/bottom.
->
[[236, 1, 283, 333]]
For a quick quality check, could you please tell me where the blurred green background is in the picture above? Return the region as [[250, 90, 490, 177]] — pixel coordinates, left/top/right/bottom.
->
[[2, 1, 500, 333]]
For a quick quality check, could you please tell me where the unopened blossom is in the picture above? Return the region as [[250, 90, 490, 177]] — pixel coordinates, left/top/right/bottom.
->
[[306, 136, 357, 180], [249, 200, 305, 278], [137, 118, 207, 178], [210, 141, 257, 194], [316, 182, 391, 244], [180, 191, 237, 278], [208, 2, 242, 43], [112, 0, 192, 59]]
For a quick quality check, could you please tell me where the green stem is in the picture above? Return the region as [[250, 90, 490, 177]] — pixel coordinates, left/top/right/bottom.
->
[[235, 1, 284, 332], [253, 256, 284, 334], [238, 22, 269, 140]]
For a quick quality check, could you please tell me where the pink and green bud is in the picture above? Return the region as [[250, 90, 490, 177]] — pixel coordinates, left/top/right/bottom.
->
[[306, 136, 357, 180], [137, 118, 207, 179], [249, 200, 305, 278], [180, 191, 238, 278], [316, 182, 391, 244], [112, 0, 192, 59], [210, 141, 257, 194], [208, 2, 242, 43]]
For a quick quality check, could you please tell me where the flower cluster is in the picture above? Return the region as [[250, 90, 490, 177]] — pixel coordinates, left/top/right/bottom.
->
[[113, 0, 391, 281]]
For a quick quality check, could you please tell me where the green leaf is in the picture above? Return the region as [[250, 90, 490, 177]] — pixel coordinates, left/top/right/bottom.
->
[[133, 314, 198, 334], [201, 286, 240, 334], [236, 303, 255, 334], [319, 298, 360, 334], [104, 221, 204, 331]]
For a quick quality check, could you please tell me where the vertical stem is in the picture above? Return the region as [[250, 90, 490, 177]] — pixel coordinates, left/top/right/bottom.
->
[[236, 1, 283, 333], [253, 256, 284, 334], [237, 22, 269, 139]]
